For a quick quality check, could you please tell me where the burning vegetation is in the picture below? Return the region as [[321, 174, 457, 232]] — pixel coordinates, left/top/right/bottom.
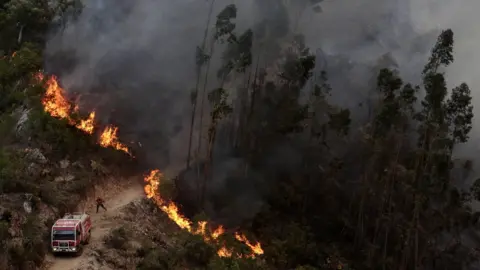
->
[[37, 73, 131, 155], [3, 0, 480, 269], [143, 169, 264, 258], [76, 111, 95, 134], [37, 73, 263, 259]]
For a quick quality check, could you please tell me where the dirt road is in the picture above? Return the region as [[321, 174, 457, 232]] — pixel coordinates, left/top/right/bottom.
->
[[47, 184, 144, 270]]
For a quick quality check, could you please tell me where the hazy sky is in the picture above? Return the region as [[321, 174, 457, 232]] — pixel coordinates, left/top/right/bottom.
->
[[41, 0, 480, 222], [45, 0, 480, 168]]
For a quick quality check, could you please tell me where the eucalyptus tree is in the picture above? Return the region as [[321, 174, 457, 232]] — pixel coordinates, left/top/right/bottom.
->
[[186, 0, 216, 169], [199, 87, 232, 207]]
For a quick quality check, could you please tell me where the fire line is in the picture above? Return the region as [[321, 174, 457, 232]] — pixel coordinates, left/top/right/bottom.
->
[[37, 72, 263, 258], [37, 73, 131, 155]]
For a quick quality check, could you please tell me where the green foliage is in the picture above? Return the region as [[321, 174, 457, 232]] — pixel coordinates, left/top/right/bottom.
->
[[208, 88, 233, 122], [419, 29, 456, 131], [0, 1, 134, 269], [195, 46, 210, 68], [214, 4, 237, 43], [26, 108, 97, 157], [218, 29, 253, 79], [183, 234, 215, 266], [105, 226, 130, 250], [188, 25, 476, 270], [445, 83, 473, 143], [38, 168, 97, 213], [137, 244, 185, 270], [137, 249, 170, 270], [0, 113, 16, 146], [0, 149, 34, 194], [137, 233, 215, 270], [0, 2, 477, 270], [471, 178, 480, 201], [0, 221, 9, 245], [208, 256, 269, 270], [279, 35, 316, 88], [261, 222, 320, 268], [7, 215, 46, 268], [422, 29, 454, 75], [0, 44, 42, 115], [328, 109, 351, 136], [0, 0, 81, 52]]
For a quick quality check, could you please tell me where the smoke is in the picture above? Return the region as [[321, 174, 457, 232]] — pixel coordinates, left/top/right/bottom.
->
[[301, 0, 480, 181], [408, 0, 480, 163], [45, 0, 480, 222]]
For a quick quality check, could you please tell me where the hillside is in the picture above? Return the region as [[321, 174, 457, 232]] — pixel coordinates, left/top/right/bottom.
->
[[2, 1, 480, 270]]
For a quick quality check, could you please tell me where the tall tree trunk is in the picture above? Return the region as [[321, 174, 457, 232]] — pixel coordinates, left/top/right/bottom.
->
[[245, 55, 261, 153], [186, 0, 216, 169], [196, 40, 216, 165], [196, 43, 216, 206], [354, 121, 379, 247], [201, 124, 217, 209], [236, 66, 253, 150]]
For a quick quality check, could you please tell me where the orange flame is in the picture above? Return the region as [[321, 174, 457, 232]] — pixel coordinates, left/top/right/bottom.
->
[[37, 73, 132, 155], [76, 112, 95, 134], [196, 221, 207, 235], [41, 74, 74, 122], [212, 225, 225, 240], [143, 170, 193, 231], [99, 126, 130, 154], [37, 73, 262, 258], [217, 246, 233, 257], [235, 232, 264, 255], [143, 169, 263, 258]]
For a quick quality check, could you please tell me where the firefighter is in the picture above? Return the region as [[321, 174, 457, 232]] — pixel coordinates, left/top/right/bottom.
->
[[96, 197, 107, 213]]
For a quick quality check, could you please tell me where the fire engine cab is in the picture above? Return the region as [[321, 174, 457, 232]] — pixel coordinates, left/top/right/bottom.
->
[[51, 212, 91, 255]]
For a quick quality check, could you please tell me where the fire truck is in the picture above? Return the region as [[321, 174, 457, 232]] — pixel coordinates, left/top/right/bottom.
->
[[51, 212, 92, 255]]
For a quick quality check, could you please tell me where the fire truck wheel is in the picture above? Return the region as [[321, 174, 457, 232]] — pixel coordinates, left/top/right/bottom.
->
[[84, 233, 91, 245], [75, 245, 84, 257]]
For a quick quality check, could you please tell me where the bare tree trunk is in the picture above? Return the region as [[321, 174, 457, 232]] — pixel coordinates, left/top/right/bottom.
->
[[201, 125, 217, 209], [383, 135, 404, 270], [196, 40, 216, 164], [355, 122, 379, 247], [195, 39, 216, 205], [186, 0, 216, 169], [236, 67, 253, 150]]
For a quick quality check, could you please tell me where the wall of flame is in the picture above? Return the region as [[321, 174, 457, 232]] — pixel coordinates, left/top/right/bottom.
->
[[36, 73, 263, 258]]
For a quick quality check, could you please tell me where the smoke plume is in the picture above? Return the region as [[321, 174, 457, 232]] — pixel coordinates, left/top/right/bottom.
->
[[45, 0, 480, 221]]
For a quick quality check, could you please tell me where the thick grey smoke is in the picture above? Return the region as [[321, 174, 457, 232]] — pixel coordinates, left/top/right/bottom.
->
[[45, 0, 265, 173], [45, 0, 480, 220], [302, 0, 480, 181]]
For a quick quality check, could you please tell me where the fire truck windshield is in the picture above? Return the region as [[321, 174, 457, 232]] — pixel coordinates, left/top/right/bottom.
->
[[52, 230, 75, 240]]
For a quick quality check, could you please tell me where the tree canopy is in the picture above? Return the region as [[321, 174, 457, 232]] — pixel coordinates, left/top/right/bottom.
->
[[1, 1, 480, 269]]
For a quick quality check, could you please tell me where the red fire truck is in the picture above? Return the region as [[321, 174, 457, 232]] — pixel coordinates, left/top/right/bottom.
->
[[51, 212, 92, 255]]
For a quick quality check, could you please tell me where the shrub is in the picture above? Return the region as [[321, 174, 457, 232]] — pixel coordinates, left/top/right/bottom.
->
[[182, 233, 215, 266], [137, 245, 183, 270], [0, 149, 31, 194], [207, 257, 270, 270], [105, 226, 130, 250], [0, 221, 9, 244], [6, 215, 47, 268], [137, 250, 166, 270], [26, 109, 95, 158]]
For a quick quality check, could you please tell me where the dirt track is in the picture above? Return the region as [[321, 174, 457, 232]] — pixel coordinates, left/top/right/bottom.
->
[[46, 184, 144, 270]]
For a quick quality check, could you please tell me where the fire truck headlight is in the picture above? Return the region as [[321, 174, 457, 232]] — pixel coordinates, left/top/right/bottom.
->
[[72, 247, 76, 251], [53, 248, 57, 251]]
